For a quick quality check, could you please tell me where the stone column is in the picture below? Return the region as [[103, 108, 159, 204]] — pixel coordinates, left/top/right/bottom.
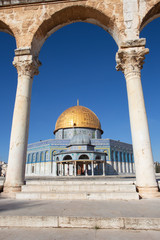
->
[[4, 49, 40, 195], [116, 39, 159, 198], [60, 163, 63, 177], [92, 161, 94, 176], [85, 163, 88, 176], [74, 161, 77, 176], [67, 163, 69, 176], [103, 162, 105, 176], [125, 153, 129, 174], [113, 151, 116, 174], [129, 154, 132, 173], [118, 151, 121, 174]]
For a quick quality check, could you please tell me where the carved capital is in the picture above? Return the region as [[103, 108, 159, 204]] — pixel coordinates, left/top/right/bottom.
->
[[13, 54, 41, 78], [116, 47, 149, 74]]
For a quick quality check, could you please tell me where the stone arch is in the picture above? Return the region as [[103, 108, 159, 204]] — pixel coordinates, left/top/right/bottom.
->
[[31, 5, 120, 56], [0, 20, 14, 36], [140, 2, 160, 31]]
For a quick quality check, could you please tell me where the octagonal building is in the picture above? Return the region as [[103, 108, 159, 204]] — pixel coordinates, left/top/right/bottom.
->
[[26, 104, 134, 176]]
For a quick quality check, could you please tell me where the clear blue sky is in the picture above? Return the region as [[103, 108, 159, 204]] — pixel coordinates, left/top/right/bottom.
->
[[0, 19, 160, 163]]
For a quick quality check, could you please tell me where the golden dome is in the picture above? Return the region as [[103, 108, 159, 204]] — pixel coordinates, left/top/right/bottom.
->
[[54, 105, 103, 133]]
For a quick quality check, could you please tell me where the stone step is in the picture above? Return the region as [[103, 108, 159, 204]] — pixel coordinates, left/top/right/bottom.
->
[[25, 180, 135, 186], [16, 191, 139, 200], [21, 184, 136, 193]]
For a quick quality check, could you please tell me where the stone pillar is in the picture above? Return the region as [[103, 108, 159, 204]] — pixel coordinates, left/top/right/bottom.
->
[[85, 163, 88, 176], [61, 163, 63, 176], [114, 151, 118, 173], [113, 151, 116, 174], [67, 163, 69, 176], [118, 151, 121, 174], [74, 161, 77, 176], [98, 163, 100, 175], [92, 161, 94, 176], [4, 49, 40, 195], [129, 154, 132, 173], [125, 153, 129, 174], [103, 162, 105, 176], [116, 39, 159, 198], [69, 164, 73, 176], [124, 152, 127, 173]]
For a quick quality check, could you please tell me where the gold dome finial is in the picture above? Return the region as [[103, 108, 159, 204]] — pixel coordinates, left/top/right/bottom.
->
[[77, 99, 79, 106]]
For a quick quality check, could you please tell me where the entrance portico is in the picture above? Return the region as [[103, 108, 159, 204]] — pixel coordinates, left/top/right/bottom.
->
[[56, 159, 106, 177]]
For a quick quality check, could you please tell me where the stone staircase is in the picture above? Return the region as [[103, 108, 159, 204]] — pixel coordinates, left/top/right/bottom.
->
[[16, 178, 139, 200]]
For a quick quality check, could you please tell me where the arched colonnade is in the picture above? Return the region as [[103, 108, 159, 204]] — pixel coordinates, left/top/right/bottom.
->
[[0, 0, 160, 198]]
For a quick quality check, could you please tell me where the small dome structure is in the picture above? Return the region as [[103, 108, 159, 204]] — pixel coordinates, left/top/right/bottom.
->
[[70, 134, 91, 146]]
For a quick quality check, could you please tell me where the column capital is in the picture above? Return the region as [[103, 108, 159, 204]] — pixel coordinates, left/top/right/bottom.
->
[[116, 41, 149, 74], [13, 48, 41, 77]]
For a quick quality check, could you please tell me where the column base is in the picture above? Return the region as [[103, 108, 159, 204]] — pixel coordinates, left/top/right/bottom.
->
[[137, 186, 160, 199], [1, 186, 22, 198]]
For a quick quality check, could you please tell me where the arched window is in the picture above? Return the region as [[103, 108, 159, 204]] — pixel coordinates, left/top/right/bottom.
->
[[131, 154, 134, 163], [63, 155, 72, 160], [120, 152, 122, 162], [33, 153, 36, 163], [95, 155, 101, 160], [36, 152, 39, 162], [56, 157, 59, 161], [115, 151, 118, 161], [45, 151, 49, 161], [123, 152, 126, 162], [40, 152, 44, 162], [27, 154, 30, 163], [79, 154, 89, 160], [29, 154, 32, 163], [52, 150, 56, 160]]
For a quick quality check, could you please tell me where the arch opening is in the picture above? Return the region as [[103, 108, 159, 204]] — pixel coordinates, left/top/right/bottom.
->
[[140, 17, 160, 165], [31, 5, 119, 56], [140, 2, 160, 31], [0, 20, 14, 37], [0, 31, 16, 166], [63, 155, 72, 160], [95, 155, 101, 160], [79, 154, 89, 160]]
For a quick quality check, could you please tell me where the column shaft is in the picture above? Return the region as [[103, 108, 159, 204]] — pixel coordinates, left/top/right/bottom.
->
[[103, 162, 105, 176], [92, 161, 94, 176], [116, 43, 158, 197], [4, 53, 40, 193], [125, 67, 156, 186]]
